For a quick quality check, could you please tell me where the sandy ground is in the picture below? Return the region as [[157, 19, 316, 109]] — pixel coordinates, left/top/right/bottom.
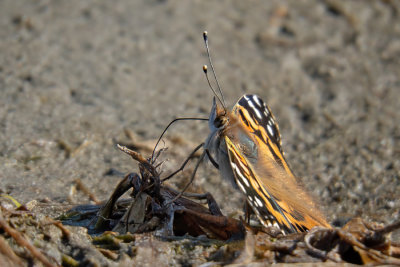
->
[[0, 0, 399, 264]]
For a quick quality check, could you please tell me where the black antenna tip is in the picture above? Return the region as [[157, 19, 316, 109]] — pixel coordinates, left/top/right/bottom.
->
[[203, 31, 208, 41], [203, 65, 208, 73]]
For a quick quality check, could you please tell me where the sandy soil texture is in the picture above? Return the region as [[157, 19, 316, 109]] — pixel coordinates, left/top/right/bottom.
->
[[0, 0, 399, 265]]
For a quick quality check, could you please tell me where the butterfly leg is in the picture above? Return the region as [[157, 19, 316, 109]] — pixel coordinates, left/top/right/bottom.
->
[[244, 200, 253, 224], [205, 149, 219, 169], [161, 143, 204, 183], [165, 151, 206, 205], [164, 187, 223, 216], [205, 192, 223, 216]]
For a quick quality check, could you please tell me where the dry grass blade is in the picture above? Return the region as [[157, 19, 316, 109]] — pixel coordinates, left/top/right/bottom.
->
[[74, 178, 101, 204], [0, 235, 24, 267], [0, 214, 57, 267]]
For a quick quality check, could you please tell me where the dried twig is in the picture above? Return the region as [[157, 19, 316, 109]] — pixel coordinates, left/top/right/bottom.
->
[[74, 178, 101, 204], [45, 218, 71, 241], [0, 235, 24, 266]]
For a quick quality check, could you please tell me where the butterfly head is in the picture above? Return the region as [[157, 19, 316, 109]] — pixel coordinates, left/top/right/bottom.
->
[[209, 97, 229, 131]]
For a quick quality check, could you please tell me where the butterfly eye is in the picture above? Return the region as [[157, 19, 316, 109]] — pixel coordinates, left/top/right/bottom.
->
[[214, 116, 227, 128]]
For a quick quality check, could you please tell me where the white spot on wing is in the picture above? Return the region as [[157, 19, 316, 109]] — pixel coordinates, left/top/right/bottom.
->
[[247, 100, 262, 119], [241, 176, 250, 187], [248, 195, 254, 202], [236, 180, 246, 193], [254, 197, 263, 207], [231, 162, 250, 187], [231, 162, 238, 169], [268, 118, 275, 125], [267, 124, 275, 137], [253, 108, 262, 119], [252, 95, 262, 107]]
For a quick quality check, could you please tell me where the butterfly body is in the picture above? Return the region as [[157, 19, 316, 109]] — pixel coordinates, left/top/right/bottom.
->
[[205, 94, 330, 234]]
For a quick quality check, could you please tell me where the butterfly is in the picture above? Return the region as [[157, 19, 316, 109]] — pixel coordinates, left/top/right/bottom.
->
[[204, 94, 331, 234], [202, 32, 330, 234]]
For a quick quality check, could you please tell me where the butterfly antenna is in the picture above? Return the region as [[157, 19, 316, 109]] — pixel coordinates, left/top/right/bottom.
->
[[151, 117, 208, 162], [203, 31, 226, 110], [202, 65, 224, 109]]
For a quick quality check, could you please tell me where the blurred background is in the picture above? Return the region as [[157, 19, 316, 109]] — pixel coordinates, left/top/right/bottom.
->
[[0, 1, 399, 234]]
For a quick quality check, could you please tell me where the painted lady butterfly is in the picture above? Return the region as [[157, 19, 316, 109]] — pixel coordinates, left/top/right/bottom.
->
[[203, 32, 330, 234]]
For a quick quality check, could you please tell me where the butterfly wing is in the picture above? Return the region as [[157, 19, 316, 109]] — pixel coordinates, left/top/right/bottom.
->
[[225, 94, 330, 233]]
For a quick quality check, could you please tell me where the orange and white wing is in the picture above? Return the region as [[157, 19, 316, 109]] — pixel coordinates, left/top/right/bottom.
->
[[225, 94, 330, 233]]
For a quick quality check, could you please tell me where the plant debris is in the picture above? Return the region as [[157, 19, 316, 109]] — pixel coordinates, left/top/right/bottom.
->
[[63, 145, 246, 241]]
